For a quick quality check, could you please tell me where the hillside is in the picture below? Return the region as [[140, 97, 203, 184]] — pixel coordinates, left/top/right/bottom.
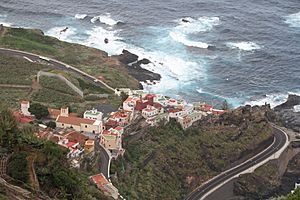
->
[[0, 105, 110, 200], [0, 25, 140, 89], [110, 105, 274, 200]]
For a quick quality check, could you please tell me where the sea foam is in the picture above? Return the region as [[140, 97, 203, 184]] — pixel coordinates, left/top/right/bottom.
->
[[285, 11, 300, 28], [75, 14, 87, 20], [169, 16, 220, 48], [91, 14, 120, 26], [226, 42, 261, 51], [45, 26, 77, 42], [244, 93, 290, 108]]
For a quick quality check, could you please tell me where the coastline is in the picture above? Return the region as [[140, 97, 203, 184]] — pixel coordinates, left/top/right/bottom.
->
[[113, 49, 161, 89]]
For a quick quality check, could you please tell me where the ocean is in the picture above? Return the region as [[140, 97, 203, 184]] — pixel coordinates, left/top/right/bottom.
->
[[0, 0, 299, 108]]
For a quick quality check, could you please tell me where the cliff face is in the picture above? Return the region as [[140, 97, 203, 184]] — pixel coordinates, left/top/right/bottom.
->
[[233, 150, 300, 200], [111, 105, 274, 200]]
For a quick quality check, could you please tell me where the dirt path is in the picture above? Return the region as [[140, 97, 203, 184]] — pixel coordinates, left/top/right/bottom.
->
[[26, 153, 40, 191], [27, 76, 41, 98]]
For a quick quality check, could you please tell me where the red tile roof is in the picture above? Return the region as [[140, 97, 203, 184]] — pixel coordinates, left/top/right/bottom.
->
[[65, 131, 88, 145], [57, 116, 95, 126], [90, 173, 109, 187]]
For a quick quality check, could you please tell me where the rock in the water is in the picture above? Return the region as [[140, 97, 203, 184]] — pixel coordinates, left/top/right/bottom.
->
[[117, 49, 139, 64], [274, 95, 300, 111], [182, 18, 190, 23], [104, 38, 109, 44]]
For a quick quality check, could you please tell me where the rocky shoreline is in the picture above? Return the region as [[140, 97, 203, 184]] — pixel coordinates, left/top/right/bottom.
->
[[114, 50, 161, 89], [274, 94, 300, 133]]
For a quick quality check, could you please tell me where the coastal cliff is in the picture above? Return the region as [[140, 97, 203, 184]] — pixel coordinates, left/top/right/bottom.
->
[[0, 26, 160, 90], [110, 105, 274, 200]]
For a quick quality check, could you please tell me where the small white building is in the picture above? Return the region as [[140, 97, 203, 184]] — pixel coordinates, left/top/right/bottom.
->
[[84, 108, 103, 120], [20, 101, 31, 116], [142, 105, 159, 119], [177, 111, 206, 129], [123, 96, 140, 112]]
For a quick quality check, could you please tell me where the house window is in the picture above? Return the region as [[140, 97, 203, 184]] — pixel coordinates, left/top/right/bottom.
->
[[62, 124, 64, 126], [85, 125, 88, 128]]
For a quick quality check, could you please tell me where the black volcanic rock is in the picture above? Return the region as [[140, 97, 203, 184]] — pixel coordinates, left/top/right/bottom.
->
[[274, 94, 300, 133], [274, 95, 300, 111], [114, 49, 161, 85], [117, 49, 139, 64]]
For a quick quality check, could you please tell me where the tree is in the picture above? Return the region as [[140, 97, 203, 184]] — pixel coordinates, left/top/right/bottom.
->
[[0, 104, 19, 149], [46, 121, 56, 129], [221, 100, 229, 110], [28, 103, 49, 119]]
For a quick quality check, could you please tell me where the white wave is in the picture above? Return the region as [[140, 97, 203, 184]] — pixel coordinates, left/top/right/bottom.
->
[[285, 11, 300, 28], [176, 16, 220, 34], [0, 22, 12, 27], [75, 14, 87, 20], [169, 16, 219, 48], [91, 13, 120, 26], [82, 25, 203, 83], [169, 31, 209, 48], [83, 26, 125, 55], [196, 88, 204, 93], [45, 26, 77, 42], [244, 93, 289, 108], [226, 42, 261, 51]]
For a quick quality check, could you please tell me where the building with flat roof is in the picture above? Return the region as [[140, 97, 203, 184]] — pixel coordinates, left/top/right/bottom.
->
[[84, 108, 103, 120]]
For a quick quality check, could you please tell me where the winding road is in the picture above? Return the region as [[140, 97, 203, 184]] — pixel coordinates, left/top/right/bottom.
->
[[185, 126, 289, 200], [0, 47, 115, 92]]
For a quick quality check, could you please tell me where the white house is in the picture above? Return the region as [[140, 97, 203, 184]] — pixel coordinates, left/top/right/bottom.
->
[[84, 108, 103, 120], [142, 105, 159, 119], [20, 101, 31, 116]]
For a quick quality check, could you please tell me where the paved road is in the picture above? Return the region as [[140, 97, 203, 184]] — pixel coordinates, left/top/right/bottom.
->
[[0, 48, 115, 92], [185, 126, 288, 200], [95, 137, 111, 179]]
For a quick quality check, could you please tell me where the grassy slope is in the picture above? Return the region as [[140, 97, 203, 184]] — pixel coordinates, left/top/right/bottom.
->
[[111, 106, 273, 200], [0, 54, 45, 85], [0, 26, 140, 89]]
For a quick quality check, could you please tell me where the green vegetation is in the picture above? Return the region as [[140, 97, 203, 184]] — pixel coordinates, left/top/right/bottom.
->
[[111, 106, 273, 200], [39, 76, 79, 96], [0, 26, 140, 89], [28, 103, 49, 119], [0, 105, 110, 199], [283, 189, 300, 200], [0, 88, 29, 108], [32, 88, 83, 105], [0, 54, 44, 85], [7, 151, 29, 185]]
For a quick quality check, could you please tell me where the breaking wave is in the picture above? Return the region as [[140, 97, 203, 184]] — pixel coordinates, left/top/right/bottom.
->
[[285, 11, 300, 28], [169, 16, 219, 49], [244, 93, 290, 108], [45, 26, 77, 42], [226, 41, 261, 51], [75, 14, 87, 20], [90, 13, 121, 26]]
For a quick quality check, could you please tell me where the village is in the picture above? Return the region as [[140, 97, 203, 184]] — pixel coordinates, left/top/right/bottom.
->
[[13, 88, 226, 200]]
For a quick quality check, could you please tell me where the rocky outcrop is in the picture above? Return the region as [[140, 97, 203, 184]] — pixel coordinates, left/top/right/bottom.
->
[[274, 95, 300, 133], [114, 49, 161, 85], [274, 95, 300, 111], [117, 50, 139, 65]]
